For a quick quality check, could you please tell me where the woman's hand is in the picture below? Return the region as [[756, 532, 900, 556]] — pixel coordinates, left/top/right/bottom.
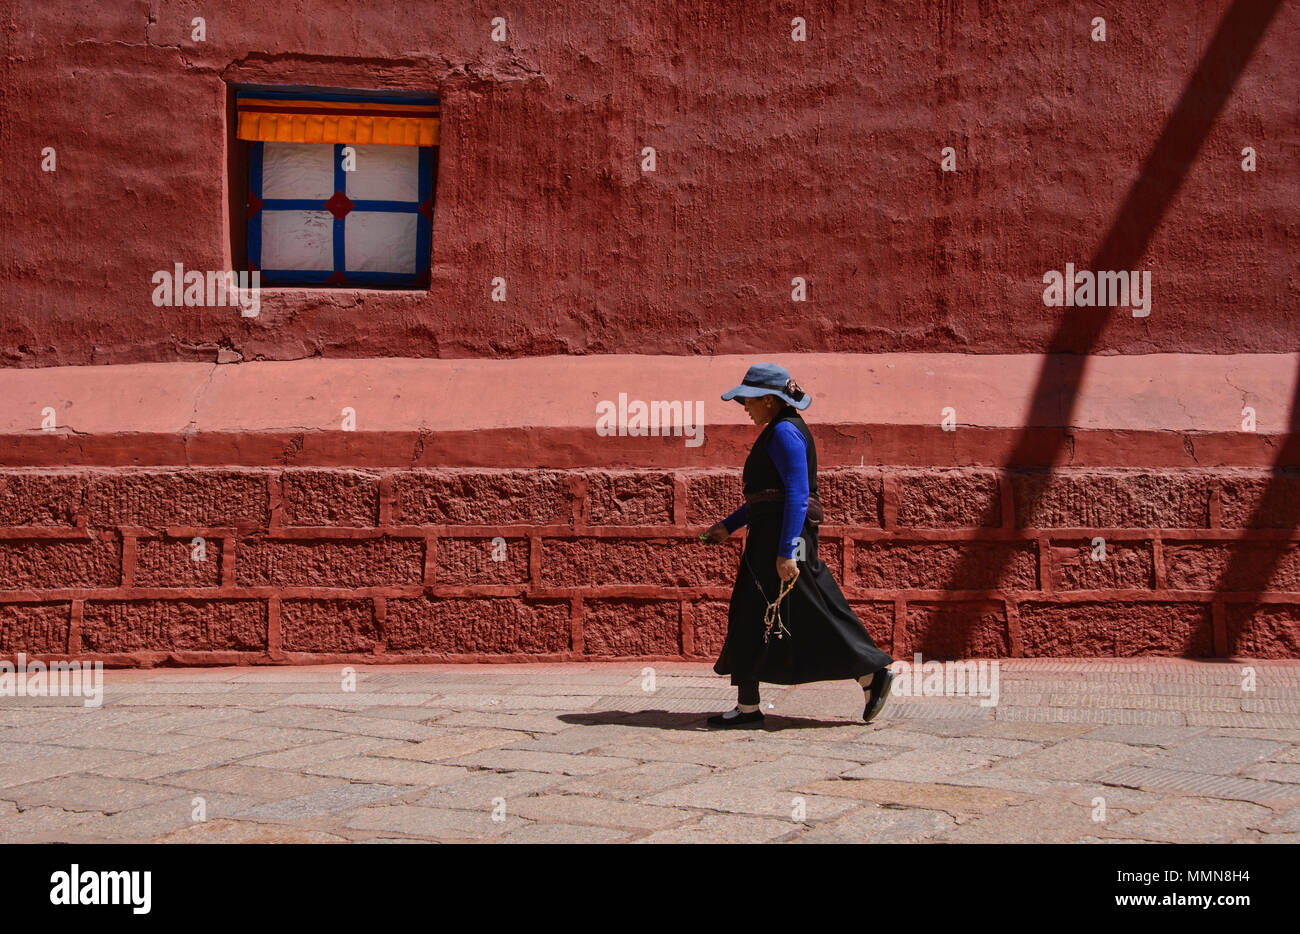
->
[[702, 522, 730, 544], [776, 556, 799, 582]]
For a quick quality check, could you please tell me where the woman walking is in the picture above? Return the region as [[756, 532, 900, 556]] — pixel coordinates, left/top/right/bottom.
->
[[701, 363, 895, 728]]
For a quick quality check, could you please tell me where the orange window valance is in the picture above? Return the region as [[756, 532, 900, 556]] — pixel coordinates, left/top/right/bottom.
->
[[236, 92, 439, 147]]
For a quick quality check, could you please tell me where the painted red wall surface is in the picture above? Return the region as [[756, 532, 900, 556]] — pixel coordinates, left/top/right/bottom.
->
[[2, 1, 1296, 367]]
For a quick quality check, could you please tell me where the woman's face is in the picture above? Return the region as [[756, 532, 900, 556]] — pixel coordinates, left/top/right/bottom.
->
[[741, 395, 778, 426]]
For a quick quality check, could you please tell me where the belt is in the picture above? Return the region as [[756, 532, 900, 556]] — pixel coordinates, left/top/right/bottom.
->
[[744, 488, 823, 523]]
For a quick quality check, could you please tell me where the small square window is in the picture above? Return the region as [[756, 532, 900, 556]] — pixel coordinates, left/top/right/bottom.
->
[[233, 84, 439, 289]]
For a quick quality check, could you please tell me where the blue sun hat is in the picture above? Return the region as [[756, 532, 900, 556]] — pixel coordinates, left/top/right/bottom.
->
[[720, 362, 811, 410]]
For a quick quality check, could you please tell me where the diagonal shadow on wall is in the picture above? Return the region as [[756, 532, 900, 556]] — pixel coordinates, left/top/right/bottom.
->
[[936, 0, 1285, 660], [1216, 364, 1300, 655]]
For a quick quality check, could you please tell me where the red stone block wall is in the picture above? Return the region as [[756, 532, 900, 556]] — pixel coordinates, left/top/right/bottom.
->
[[2, 467, 1297, 665]]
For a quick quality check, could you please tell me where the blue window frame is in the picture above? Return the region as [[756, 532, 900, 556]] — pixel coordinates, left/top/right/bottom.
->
[[239, 86, 438, 289]]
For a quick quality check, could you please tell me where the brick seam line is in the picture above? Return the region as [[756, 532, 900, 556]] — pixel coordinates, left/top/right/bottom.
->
[[1153, 534, 1168, 590], [220, 537, 236, 589], [671, 474, 688, 527], [119, 529, 136, 589], [528, 534, 542, 588], [1005, 599, 1023, 657], [267, 596, 281, 660], [680, 598, 695, 656], [267, 471, 285, 530], [373, 595, 387, 656], [841, 536, 855, 592], [1038, 535, 1053, 592], [570, 595, 584, 655], [998, 471, 1015, 528], [893, 597, 908, 657], [377, 473, 395, 527], [881, 475, 899, 529], [423, 535, 437, 587], [571, 475, 588, 530], [67, 599, 82, 654], [1213, 599, 1228, 657]]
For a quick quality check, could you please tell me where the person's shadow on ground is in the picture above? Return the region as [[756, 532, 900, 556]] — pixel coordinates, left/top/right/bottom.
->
[[557, 710, 881, 732]]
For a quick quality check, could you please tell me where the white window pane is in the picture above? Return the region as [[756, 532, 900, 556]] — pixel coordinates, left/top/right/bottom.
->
[[345, 211, 418, 273], [261, 210, 334, 271], [345, 145, 420, 202], [261, 142, 336, 200]]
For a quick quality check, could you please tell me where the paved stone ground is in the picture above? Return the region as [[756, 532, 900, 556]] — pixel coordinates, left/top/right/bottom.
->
[[2, 659, 1298, 843]]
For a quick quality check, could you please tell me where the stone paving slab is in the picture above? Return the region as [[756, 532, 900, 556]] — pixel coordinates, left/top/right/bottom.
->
[[936, 797, 1109, 844], [845, 748, 1004, 782], [152, 764, 348, 800], [0, 801, 100, 843], [88, 739, 302, 780], [640, 781, 860, 822], [1207, 727, 1300, 742], [1092, 764, 1300, 804], [996, 738, 1154, 780], [273, 693, 436, 708], [556, 761, 714, 801], [63, 792, 268, 843], [498, 822, 634, 843], [1243, 763, 1300, 783], [1, 659, 1298, 843], [875, 701, 994, 720], [795, 777, 1027, 819], [415, 769, 569, 809], [239, 736, 397, 770], [11, 726, 215, 754], [1076, 725, 1210, 746], [995, 706, 1191, 725], [1104, 799, 1277, 844], [341, 804, 520, 840], [154, 820, 351, 844], [793, 804, 957, 843], [232, 707, 447, 740], [432, 710, 572, 733], [632, 813, 798, 843], [374, 729, 528, 762], [589, 736, 788, 769], [302, 757, 467, 787], [444, 749, 643, 776], [0, 749, 127, 790], [235, 783, 410, 821], [1140, 737, 1289, 775], [1259, 806, 1300, 832], [504, 794, 684, 831], [2, 774, 179, 813]]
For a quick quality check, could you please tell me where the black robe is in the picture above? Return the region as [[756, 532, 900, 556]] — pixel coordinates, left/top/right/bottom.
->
[[713, 405, 894, 686]]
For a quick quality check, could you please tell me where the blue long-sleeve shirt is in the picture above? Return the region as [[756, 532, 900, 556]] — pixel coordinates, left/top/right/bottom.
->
[[720, 420, 809, 559]]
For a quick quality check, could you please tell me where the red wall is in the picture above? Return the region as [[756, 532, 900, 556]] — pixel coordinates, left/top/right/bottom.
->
[[3, 466, 1297, 663], [3, 0, 1296, 367]]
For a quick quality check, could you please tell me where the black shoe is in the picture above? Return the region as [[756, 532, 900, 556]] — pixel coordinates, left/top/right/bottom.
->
[[863, 667, 895, 723], [706, 707, 765, 729]]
